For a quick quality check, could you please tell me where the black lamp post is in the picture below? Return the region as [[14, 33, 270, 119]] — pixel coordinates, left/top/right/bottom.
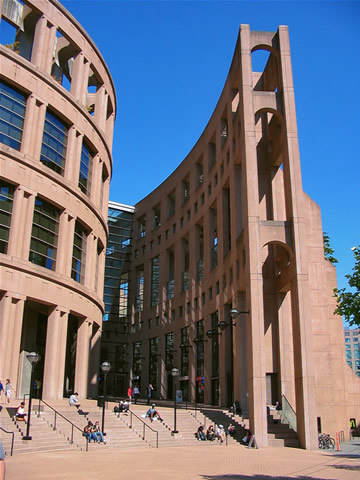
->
[[101, 361, 111, 435], [23, 351, 41, 440], [171, 367, 179, 434]]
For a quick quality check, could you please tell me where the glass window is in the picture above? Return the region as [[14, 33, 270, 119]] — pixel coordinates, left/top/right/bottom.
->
[[0, 181, 15, 253], [71, 221, 88, 283], [181, 326, 189, 377], [0, 80, 26, 150], [151, 256, 160, 306], [165, 332, 174, 371], [79, 141, 93, 196], [40, 110, 68, 175], [29, 197, 60, 270], [149, 337, 159, 389], [136, 268, 144, 312]]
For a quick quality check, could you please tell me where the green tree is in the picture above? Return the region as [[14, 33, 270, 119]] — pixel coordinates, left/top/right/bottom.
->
[[334, 245, 360, 327], [323, 232, 338, 264]]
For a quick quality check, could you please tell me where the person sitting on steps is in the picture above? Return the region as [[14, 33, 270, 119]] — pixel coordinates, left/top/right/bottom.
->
[[69, 392, 83, 414], [92, 421, 106, 444], [15, 402, 27, 423], [145, 404, 163, 422], [206, 425, 215, 441], [84, 421, 99, 443]]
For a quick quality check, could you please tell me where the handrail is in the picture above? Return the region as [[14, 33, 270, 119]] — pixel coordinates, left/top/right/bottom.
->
[[36, 398, 88, 451], [280, 394, 297, 432], [126, 409, 158, 448], [0, 426, 15, 456]]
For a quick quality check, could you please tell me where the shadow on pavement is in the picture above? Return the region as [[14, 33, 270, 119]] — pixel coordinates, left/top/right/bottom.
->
[[331, 464, 360, 471], [200, 475, 334, 480]]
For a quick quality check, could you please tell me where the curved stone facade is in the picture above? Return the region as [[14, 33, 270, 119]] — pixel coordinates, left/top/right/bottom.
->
[[128, 25, 360, 448], [0, 0, 115, 400]]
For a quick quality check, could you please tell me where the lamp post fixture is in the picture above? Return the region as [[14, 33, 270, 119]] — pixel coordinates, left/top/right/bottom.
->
[[23, 352, 41, 440], [206, 329, 222, 339], [230, 308, 249, 318], [101, 361, 111, 435], [171, 367, 179, 434]]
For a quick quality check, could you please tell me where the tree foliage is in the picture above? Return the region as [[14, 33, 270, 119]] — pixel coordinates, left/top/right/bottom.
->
[[334, 245, 360, 327], [323, 232, 338, 264]]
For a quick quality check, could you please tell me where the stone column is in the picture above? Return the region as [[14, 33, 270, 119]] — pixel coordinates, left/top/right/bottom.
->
[[74, 318, 92, 398], [31, 100, 47, 162], [277, 25, 318, 450], [70, 53, 90, 104], [7, 187, 36, 260], [277, 292, 295, 406], [42, 307, 69, 400], [84, 232, 97, 290], [31, 15, 56, 73], [20, 94, 37, 155], [100, 175, 110, 220], [239, 24, 268, 447], [88, 324, 101, 398], [90, 155, 102, 207], [0, 294, 26, 392], [97, 244, 106, 298], [94, 85, 107, 130], [64, 127, 82, 184]]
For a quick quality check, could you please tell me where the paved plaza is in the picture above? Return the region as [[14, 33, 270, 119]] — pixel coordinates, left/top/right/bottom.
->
[[4, 442, 360, 480]]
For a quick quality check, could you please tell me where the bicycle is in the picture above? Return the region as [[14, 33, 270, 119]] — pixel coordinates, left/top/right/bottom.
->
[[318, 433, 335, 450]]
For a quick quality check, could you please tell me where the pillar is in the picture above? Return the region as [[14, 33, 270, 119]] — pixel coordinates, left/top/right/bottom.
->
[[31, 15, 56, 73], [42, 307, 69, 400], [74, 318, 92, 398], [239, 24, 268, 447], [0, 294, 26, 393], [88, 324, 101, 398]]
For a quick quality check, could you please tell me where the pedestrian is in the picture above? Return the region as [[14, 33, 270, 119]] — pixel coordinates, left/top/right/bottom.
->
[[4, 379, 15, 404], [133, 385, 140, 404], [127, 385, 133, 402], [0, 440, 5, 480], [146, 383, 153, 405], [0, 380, 3, 403]]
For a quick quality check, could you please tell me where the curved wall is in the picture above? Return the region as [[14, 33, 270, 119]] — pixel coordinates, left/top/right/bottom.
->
[[0, 0, 115, 400], [128, 25, 360, 449]]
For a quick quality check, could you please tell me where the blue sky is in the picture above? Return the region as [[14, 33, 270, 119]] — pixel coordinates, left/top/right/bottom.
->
[[62, 0, 359, 297]]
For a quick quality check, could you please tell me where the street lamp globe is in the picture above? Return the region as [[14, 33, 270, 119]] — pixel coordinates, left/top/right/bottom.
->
[[101, 361, 111, 373], [26, 351, 41, 366]]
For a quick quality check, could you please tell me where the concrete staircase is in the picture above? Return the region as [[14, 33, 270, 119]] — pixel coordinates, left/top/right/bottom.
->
[[0, 400, 299, 455], [0, 404, 79, 455], [267, 409, 300, 448], [199, 407, 249, 445]]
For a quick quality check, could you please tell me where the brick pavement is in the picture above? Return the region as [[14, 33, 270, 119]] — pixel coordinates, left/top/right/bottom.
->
[[4, 442, 360, 480]]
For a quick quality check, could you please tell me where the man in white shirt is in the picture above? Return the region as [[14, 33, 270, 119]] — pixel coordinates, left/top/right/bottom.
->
[[69, 392, 82, 412]]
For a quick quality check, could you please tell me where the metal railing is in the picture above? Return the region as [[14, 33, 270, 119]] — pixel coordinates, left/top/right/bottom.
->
[[36, 398, 88, 451], [126, 409, 158, 448], [280, 394, 297, 432], [0, 427, 15, 456]]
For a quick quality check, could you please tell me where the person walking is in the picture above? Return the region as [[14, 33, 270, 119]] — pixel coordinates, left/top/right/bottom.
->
[[127, 386, 133, 403], [133, 385, 140, 404], [146, 384, 153, 405], [4, 379, 15, 404]]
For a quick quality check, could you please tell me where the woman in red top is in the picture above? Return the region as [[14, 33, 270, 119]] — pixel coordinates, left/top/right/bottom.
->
[[127, 386, 133, 402]]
